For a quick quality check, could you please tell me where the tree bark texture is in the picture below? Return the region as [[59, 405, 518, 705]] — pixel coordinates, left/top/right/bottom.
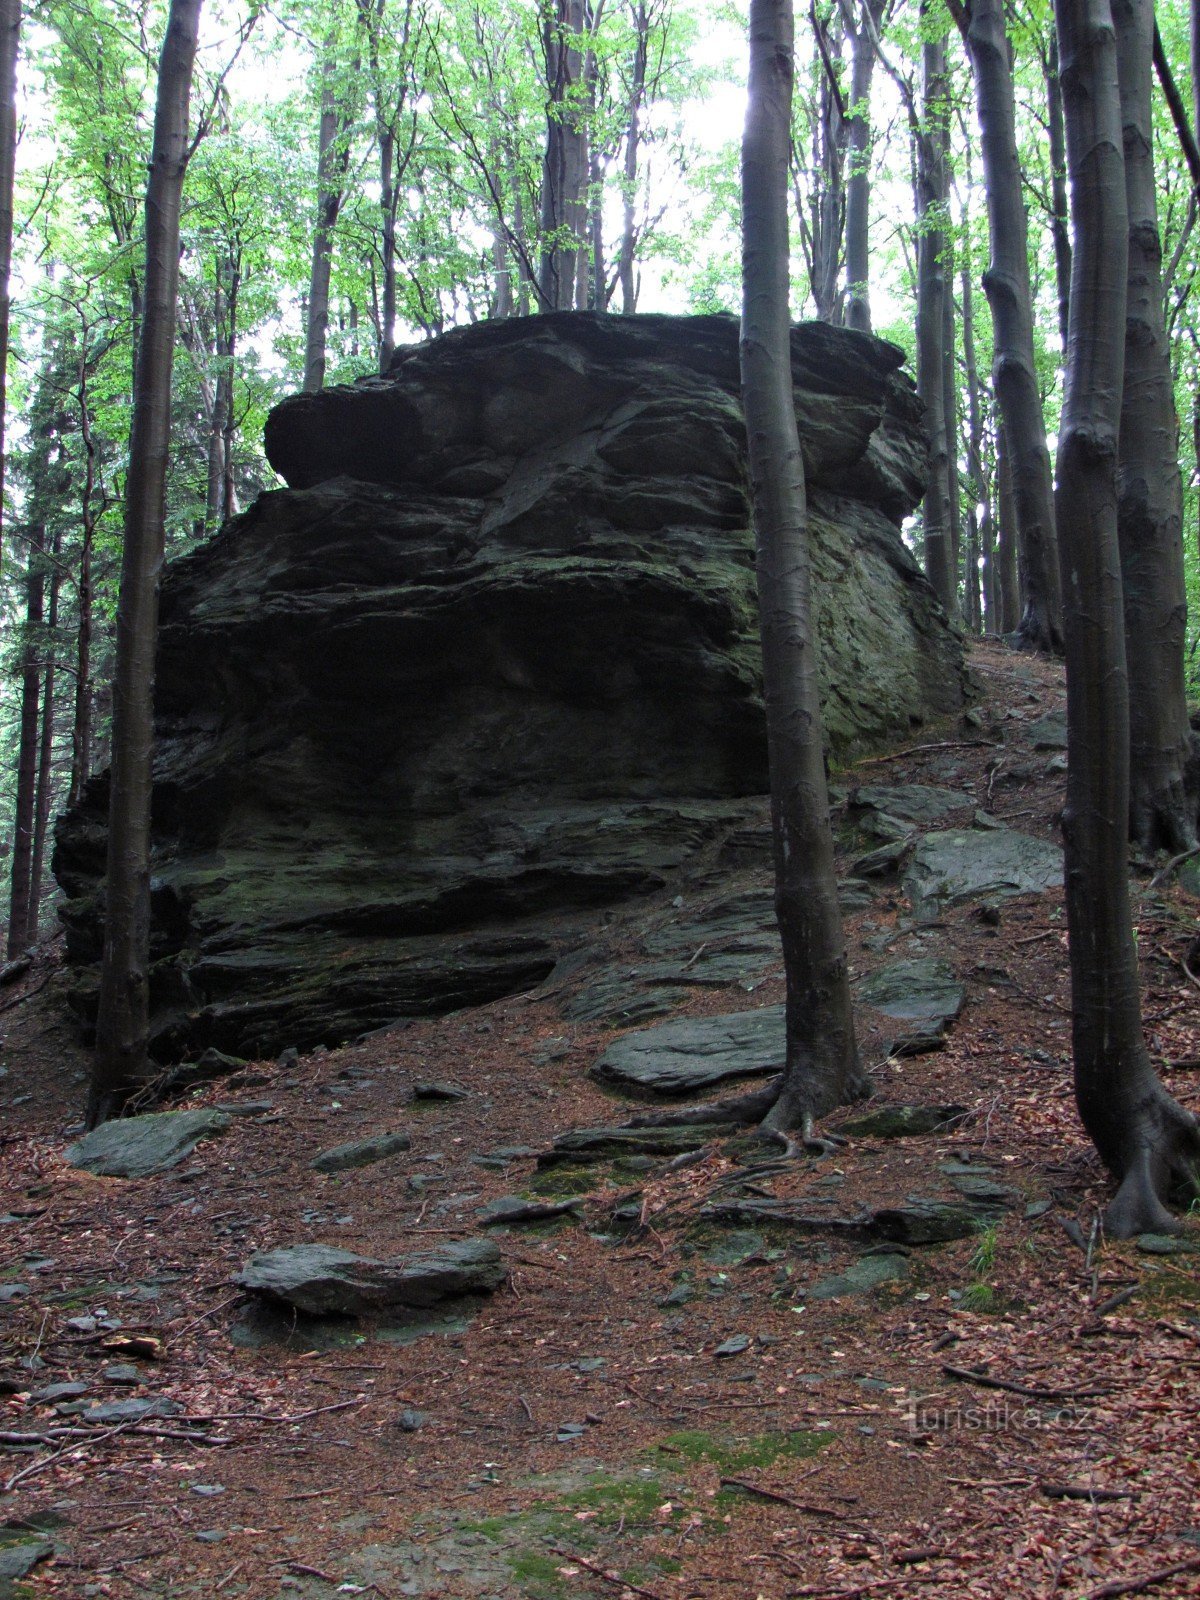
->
[[0, 0, 17, 580], [303, 41, 353, 394], [965, 0, 1063, 651], [842, 0, 881, 332], [915, 28, 956, 618], [1054, 0, 1199, 1234], [1045, 37, 1072, 349], [29, 548, 60, 944], [741, 0, 866, 1134], [540, 0, 589, 311], [7, 533, 44, 958], [1112, 0, 1197, 852], [996, 417, 1019, 633], [961, 255, 990, 633], [91, 0, 202, 1125]]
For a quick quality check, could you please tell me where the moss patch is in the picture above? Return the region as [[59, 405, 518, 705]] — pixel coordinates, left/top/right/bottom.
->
[[652, 1427, 833, 1473]]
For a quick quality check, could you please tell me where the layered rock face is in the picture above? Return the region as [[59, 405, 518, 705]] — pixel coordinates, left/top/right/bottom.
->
[[54, 312, 965, 1060]]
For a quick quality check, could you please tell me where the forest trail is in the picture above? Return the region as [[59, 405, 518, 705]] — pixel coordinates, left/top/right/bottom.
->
[[2, 641, 1199, 1600]]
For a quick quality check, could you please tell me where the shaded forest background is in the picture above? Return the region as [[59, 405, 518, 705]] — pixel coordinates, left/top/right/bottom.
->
[[6, 0, 1200, 947]]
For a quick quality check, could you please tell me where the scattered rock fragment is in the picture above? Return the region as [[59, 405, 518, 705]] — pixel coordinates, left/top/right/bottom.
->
[[538, 1124, 738, 1167], [311, 1131, 411, 1173], [836, 1104, 967, 1139], [477, 1196, 585, 1226], [64, 1109, 232, 1179], [235, 1238, 505, 1317], [904, 828, 1063, 918], [592, 1007, 784, 1097], [412, 1081, 468, 1101]]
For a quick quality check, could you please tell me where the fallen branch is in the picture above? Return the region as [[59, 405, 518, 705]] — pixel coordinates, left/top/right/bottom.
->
[[550, 1547, 664, 1600], [1149, 843, 1200, 890], [853, 739, 1000, 766], [1082, 1554, 1200, 1598], [1039, 1482, 1132, 1502], [719, 1477, 855, 1520], [0, 970, 55, 1015], [940, 1364, 1109, 1401]]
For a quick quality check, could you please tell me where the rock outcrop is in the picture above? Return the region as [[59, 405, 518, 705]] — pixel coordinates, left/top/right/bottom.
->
[[54, 311, 966, 1060]]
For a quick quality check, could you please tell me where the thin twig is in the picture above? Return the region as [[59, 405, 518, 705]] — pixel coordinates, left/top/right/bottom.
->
[[1082, 1554, 1200, 1599], [854, 740, 1000, 766], [719, 1477, 856, 1520], [941, 1364, 1109, 1401]]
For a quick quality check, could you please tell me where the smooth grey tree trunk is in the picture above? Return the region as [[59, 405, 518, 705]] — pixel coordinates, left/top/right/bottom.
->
[[961, 256, 989, 633], [540, 0, 589, 311], [1045, 37, 1072, 349], [0, 0, 19, 580], [962, 0, 1063, 652], [91, 0, 202, 1125], [841, 0, 882, 332], [1054, 0, 1199, 1234], [1112, 0, 1197, 853], [915, 29, 956, 617], [29, 548, 60, 945], [995, 418, 1019, 633], [742, 0, 866, 1136], [303, 42, 353, 394], [8, 531, 43, 957]]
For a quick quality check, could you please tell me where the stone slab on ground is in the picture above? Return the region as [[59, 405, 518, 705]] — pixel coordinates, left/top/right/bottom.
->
[[235, 1238, 505, 1316], [835, 1103, 968, 1138], [591, 1006, 784, 1096], [311, 1131, 411, 1173], [538, 1123, 740, 1167], [64, 1109, 232, 1178], [904, 827, 1063, 917], [850, 784, 968, 826], [856, 958, 966, 1027]]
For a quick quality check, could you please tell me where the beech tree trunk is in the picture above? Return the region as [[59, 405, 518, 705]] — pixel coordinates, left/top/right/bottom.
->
[[91, 0, 202, 1125], [618, 0, 648, 314], [69, 352, 98, 811], [8, 531, 44, 958], [1112, 0, 1197, 853], [1045, 37, 1072, 348], [742, 0, 866, 1136], [915, 29, 956, 617], [962, 255, 990, 633], [29, 550, 60, 943], [841, 0, 882, 332], [0, 0, 16, 580], [304, 41, 353, 394], [1054, 0, 1199, 1234], [962, 0, 1063, 651], [996, 418, 1019, 633], [540, 0, 589, 311]]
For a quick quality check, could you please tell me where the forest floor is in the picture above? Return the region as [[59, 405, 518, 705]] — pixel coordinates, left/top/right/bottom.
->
[[2, 641, 1200, 1600]]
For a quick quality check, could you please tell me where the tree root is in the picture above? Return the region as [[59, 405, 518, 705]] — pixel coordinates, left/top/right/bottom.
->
[[623, 1071, 859, 1158], [1104, 1098, 1200, 1240]]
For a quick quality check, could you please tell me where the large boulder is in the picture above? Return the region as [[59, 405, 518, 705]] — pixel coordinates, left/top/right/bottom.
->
[[54, 312, 966, 1060]]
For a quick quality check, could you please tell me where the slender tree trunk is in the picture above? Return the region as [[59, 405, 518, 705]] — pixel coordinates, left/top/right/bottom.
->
[[221, 260, 239, 522], [618, 0, 647, 314], [0, 0, 18, 581], [961, 0, 1063, 652], [204, 268, 226, 532], [513, 151, 533, 317], [962, 256, 989, 633], [69, 359, 97, 811], [1111, 0, 1197, 852], [8, 531, 44, 957], [91, 0, 202, 1126], [304, 41, 352, 394], [1045, 36, 1072, 349], [540, 0, 588, 311], [742, 0, 866, 1136], [942, 235, 961, 584], [842, 0, 881, 332], [996, 418, 1019, 633], [29, 549, 60, 944], [1054, 0, 1199, 1234], [915, 28, 956, 617]]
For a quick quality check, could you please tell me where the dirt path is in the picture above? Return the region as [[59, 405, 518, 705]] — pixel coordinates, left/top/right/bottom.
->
[[1, 642, 1199, 1600]]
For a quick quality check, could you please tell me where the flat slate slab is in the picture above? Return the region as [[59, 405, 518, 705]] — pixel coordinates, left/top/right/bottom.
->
[[234, 1238, 504, 1317], [311, 1131, 411, 1173], [538, 1123, 740, 1166], [836, 1103, 967, 1139], [904, 827, 1063, 916], [856, 958, 965, 1027], [65, 1109, 232, 1178], [850, 784, 966, 826], [591, 1006, 784, 1096]]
